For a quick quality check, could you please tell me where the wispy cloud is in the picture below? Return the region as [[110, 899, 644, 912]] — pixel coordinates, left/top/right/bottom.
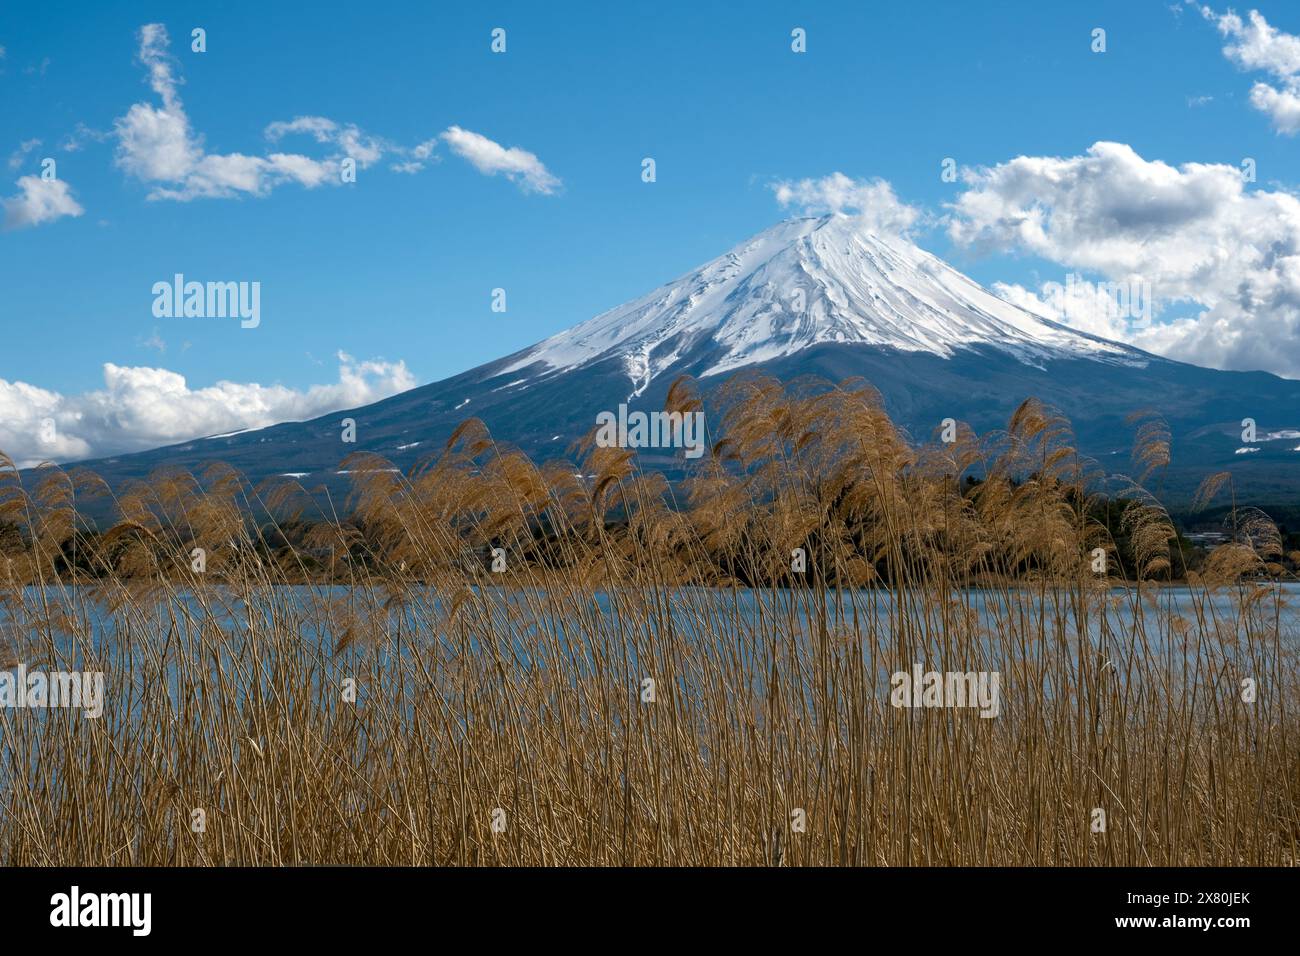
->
[[7, 138, 42, 171], [264, 116, 386, 168], [113, 25, 375, 200], [440, 126, 561, 194], [59, 122, 111, 153], [141, 329, 167, 354], [111, 27, 551, 203], [391, 138, 439, 174]]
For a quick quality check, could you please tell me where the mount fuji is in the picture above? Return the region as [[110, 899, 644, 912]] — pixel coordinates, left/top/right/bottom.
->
[[59, 214, 1300, 502], [499, 214, 1142, 390]]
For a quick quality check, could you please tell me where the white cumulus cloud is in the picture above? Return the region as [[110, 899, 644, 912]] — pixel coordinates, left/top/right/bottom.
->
[[992, 281, 1127, 342], [1, 175, 84, 230], [0, 352, 416, 468], [1198, 5, 1300, 134], [1247, 80, 1300, 133], [948, 141, 1300, 377], [770, 172, 921, 235]]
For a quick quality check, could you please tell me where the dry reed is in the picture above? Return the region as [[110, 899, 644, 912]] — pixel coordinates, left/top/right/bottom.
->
[[0, 375, 1295, 866]]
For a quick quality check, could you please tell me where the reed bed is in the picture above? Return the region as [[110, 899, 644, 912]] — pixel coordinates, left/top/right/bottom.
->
[[0, 375, 1295, 866]]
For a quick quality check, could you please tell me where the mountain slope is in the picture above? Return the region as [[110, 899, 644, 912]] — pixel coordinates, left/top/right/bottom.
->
[[499, 214, 1141, 394], [52, 215, 1300, 503]]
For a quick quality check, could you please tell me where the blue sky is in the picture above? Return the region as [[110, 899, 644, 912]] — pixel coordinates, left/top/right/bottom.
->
[[3, 0, 1300, 463]]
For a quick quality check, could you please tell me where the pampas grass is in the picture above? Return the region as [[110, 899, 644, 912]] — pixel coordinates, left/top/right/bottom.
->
[[0, 376, 1295, 866]]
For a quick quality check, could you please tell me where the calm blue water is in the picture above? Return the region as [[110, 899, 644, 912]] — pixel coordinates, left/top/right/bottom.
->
[[5, 582, 1295, 660]]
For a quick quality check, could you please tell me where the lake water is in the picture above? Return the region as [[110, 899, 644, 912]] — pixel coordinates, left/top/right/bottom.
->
[[4, 582, 1296, 661]]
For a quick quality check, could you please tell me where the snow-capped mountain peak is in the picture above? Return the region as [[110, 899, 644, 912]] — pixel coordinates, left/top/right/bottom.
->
[[500, 213, 1141, 397], [62, 214, 1300, 503]]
